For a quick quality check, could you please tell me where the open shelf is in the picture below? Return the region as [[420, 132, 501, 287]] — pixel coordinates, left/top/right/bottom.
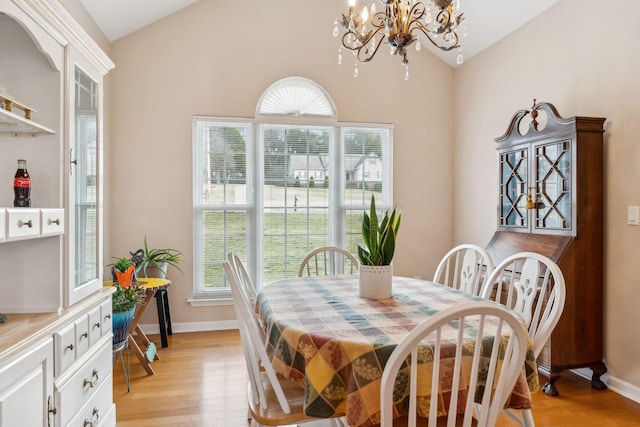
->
[[0, 107, 54, 137]]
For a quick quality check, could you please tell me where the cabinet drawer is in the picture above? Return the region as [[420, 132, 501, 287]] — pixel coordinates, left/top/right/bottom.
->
[[6, 208, 40, 241], [0, 208, 5, 242], [75, 315, 90, 359], [66, 376, 114, 427], [88, 305, 103, 346], [57, 340, 112, 426], [100, 298, 113, 337], [96, 403, 116, 427], [41, 208, 64, 236], [55, 322, 77, 375]]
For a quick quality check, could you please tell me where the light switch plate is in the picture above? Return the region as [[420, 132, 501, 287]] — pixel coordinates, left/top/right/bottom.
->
[[628, 206, 639, 225]]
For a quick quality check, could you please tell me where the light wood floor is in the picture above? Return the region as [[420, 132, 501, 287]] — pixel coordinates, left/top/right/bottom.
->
[[113, 330, 640, 426]]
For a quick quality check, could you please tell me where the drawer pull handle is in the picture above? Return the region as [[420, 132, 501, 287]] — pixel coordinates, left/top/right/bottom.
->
[[18, 219, 33, 228], [84, 369, 99, 388], [93, 322, 101, 329], [104, 314, 111, 320], [80, 332, 89, 339], [83, 407, 100, 427], [48, 218, 61, 225], [66, 343, 75, 350]]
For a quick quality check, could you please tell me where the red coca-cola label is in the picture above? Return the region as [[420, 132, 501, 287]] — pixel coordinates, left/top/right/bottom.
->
[[14, 177, 30, 188]]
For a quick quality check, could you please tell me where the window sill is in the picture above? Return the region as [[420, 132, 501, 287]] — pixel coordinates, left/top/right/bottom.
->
[[187, 297, 234, 307]]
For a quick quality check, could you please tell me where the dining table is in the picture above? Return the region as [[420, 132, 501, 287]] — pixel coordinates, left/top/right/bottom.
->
[[256, 275, 539, 427]]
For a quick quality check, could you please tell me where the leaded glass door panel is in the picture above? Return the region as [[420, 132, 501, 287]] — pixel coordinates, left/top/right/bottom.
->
[[534, 140, 572, 232], [499, 148, 528, 229]]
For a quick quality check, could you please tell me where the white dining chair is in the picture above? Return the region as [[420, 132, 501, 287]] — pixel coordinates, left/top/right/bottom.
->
[[298, 246, 359, 277], [224, 258, 344, 427], [379, 301, 530, 427], [227, 251, 258, 305], [433, 243, 494, 296], [480, 251, 567, 427]]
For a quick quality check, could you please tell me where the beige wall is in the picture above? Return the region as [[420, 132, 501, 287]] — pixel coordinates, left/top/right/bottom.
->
[[58, 0, 114, 266], [106, 1, 455, 326], [454, 0, 640, 391]]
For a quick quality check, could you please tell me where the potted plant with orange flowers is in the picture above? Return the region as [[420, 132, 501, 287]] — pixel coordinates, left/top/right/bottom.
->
[[111, 257, 145, 345]]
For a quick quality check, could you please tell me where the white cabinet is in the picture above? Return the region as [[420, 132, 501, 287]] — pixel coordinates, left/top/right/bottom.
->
[[54, 298, 115, 427], [0, 0, 113, 314], [0, 337, 54, 426], [1, 207, 64, 241], [0, 0, 115, 426], [0, 290, 115, 427]]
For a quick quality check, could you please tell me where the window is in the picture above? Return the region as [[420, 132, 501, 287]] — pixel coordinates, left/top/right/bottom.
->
[[193, 78, 393, 299]]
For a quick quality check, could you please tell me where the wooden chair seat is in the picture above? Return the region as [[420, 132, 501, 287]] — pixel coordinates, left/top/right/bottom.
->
[[248, 372, 336, 426]]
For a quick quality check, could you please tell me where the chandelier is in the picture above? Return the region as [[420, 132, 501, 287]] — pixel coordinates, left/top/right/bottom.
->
[[333, 0, 465, 79]]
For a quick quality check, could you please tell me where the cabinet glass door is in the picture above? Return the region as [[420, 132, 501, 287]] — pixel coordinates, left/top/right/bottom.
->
[[534, 140, 572, 232], [66, 51, 103, 306], [74, 68, 97, 286], [498, 148, 528, 229]]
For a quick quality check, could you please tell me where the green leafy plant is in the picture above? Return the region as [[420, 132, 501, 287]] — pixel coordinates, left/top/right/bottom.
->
[[112, 281, 145, 313], [113, 257, 133, 273], [137, 236, 185, 279], [112, 256, 135, 287], [357, 194, 401, 266]]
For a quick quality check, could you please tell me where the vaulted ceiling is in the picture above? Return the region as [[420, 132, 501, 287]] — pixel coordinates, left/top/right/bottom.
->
[[81, 0, 560, 67]]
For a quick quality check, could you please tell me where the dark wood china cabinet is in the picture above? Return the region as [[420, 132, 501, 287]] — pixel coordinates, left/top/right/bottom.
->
[[485, 101, 606, 396]]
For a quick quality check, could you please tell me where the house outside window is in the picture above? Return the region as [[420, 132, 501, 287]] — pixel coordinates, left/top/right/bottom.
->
[[192, 77, 393, 299]]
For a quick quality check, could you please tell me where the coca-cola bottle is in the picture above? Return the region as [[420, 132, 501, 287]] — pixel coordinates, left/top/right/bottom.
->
[[13, 159, 31, 207]]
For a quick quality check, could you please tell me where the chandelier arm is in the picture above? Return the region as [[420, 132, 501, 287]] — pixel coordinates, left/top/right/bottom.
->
[[357, 33, 387, 63], [341, 28, 387, 63], [413, 26, 458, 51], [408, 1, 427, 23]]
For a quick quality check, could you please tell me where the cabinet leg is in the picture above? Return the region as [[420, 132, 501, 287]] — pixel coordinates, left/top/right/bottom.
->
[[591, 363, 608, 390], [542, 370, 563, 396]]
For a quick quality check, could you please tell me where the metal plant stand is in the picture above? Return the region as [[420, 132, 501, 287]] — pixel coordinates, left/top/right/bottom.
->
[[113, 338, 131, 392]]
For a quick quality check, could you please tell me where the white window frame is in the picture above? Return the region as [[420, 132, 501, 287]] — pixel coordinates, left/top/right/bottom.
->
[[191, 79, 393, 302]]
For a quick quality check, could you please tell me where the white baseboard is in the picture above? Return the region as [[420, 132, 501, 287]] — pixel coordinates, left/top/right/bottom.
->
[[571, 367, 640, 404]]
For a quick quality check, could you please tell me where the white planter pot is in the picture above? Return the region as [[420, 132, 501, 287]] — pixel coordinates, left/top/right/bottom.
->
[[141, 262, 168, 279], [358, 265, 393, 299]]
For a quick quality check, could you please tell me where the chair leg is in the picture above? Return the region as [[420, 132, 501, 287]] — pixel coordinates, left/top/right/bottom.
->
[[521, 409, 535, 427]]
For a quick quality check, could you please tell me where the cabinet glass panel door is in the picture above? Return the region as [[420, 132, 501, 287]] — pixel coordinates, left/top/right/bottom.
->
[[67, 51, 104, 306], [499, 148, 528, 229], [74, 68, 97, 287], [535, 140, 572, 231]]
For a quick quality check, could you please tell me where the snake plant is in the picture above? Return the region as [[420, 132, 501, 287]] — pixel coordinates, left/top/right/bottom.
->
[[357, 194, 401, 266]]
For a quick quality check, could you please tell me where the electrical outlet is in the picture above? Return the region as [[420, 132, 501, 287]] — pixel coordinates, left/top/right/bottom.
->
[[628, 206, 639, 225]]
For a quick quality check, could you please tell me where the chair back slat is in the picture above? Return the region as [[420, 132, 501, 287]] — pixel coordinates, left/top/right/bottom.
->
[[433, 244, 495, 296], [298, 246, 359, 277]]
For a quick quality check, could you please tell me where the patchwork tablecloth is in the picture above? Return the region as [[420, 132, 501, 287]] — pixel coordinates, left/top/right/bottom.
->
[[257, 275, 539, 427]]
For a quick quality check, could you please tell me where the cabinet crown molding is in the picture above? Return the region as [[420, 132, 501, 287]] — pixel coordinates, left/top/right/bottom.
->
[[12, 0, 114, 73]]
